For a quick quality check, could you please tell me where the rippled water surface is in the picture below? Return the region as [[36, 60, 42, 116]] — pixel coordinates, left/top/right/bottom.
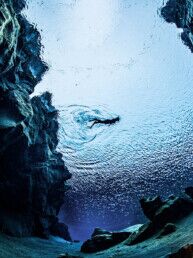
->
[[25, 0, 193, 240]]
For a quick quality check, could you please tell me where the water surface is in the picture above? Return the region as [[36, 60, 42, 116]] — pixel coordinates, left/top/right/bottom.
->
[[25, 0, 193, 240]]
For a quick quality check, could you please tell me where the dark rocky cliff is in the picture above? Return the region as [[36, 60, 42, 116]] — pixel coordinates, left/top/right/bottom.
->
[[161, 0, 193, 52], [0, 0, 71, 239]]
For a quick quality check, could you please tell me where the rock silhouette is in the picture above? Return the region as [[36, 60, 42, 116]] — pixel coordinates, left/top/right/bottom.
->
[[0, 0, 71, 239]]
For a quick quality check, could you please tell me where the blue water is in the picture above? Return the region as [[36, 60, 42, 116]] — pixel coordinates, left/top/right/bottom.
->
[[24, 0, 193, 240]]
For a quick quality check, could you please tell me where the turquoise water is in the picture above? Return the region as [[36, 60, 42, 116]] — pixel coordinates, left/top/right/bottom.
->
[[25, 0, 193, 240]]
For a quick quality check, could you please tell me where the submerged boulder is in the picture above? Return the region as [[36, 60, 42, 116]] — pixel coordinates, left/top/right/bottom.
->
[[81, 190, 193, 252], [81, 234, 114, 253], [81, 227, 134, 253], [140, 196, 164, 221], [58, 254, 83, 258], [151, 196, 193, 226], [158, 223, 177, 237], [126, 193, 193, 245], [50, 221, 72, 241], [126, 222, 155, 246], [185, 187, 193, 199], [141, 195, 193, 225], [91, 228, 111, 237], [168, 244, 193, 258]]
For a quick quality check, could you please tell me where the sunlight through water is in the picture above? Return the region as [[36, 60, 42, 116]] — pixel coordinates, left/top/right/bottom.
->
[[24, 0, 193, 240]]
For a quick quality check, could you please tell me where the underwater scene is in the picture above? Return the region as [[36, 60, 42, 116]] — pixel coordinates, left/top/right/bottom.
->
[[25, 0, 193, 240], [0, 0, 193, 257]]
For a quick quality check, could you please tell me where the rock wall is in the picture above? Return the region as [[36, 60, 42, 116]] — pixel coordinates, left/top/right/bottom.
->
[[161, 0, 193, 52], [0, 0, 71, 239]]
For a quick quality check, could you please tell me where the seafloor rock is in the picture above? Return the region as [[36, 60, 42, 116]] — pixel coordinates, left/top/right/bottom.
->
[[140, 196, 164, 221], [158, 223, 177, 237], [126, 194, 193, 245], [91, 228, 111, 237], [50, 221, 72, 241], [81, 191, 193, 253], [168, 244, 193, 258], [185, 186, 193, 199], [161, 0, 193, 52], [151, 195, 193, 225], [0, 0, 71, 239], [81, 228, 131, 253], [144, 194, 193, 223], [58, 254, 83, 258], [126, 222, 155, 246]]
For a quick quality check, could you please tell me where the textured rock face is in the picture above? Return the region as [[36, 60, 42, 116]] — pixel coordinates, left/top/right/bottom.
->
[[126, 192, 193, 246], [168, 244, 193, 258], [161, 0, 193, 52], [0, 0, 71, 238], [158, 223, 176, 237], [81, 228, 132, 253], [80, 190, 193, 253]]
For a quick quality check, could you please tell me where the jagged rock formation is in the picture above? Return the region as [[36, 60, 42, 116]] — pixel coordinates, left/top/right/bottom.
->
[[81, 188, 193, 253], [126, 192, 193, 245], [157, 223, 177, 237], [161, 0, 193, 52], [81, 227, 132, 253], [1, 190, 193, 257], [0, 0, 71, 239]]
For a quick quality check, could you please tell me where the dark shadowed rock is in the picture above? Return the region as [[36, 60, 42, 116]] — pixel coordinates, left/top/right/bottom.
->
[[50, 221, 72, 241], [81, 234, 114, 253], [140, 196, 164, 221], [82, 191, 193, 251], [0, 0, 71, 239], [81, 228, 131, 253], [168, 244, 193, 258], [161, 0, 193, 52], [185, 187, 193, 199], [152, 196, 193, 226], [126, 194, 193, 245], [140, 195, 193, 226], [126, 222, 156, 246], [112, 231, 132, 243], [158, 223, 177, 237], [58, 254, 83, 258], [91, 228, 111, 237]]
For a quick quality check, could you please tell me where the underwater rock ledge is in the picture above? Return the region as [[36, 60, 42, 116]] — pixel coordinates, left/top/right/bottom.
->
[[80, 187, 193, 254], [0, 0, 71, 240]]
